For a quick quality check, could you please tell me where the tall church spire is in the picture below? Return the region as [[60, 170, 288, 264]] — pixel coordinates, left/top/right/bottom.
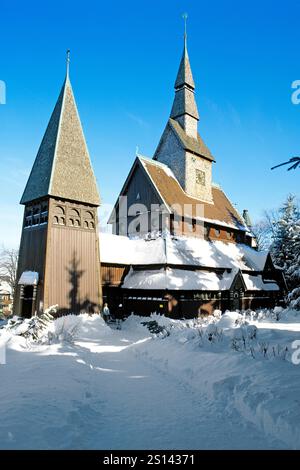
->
[[154, 18, 214, 203], [170, 14, 199, 137], [20, 52, 100, 206]]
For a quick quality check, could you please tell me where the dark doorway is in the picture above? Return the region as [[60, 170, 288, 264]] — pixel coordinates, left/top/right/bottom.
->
[[22, 285, 34, 318], [232, 291, 240, 311]]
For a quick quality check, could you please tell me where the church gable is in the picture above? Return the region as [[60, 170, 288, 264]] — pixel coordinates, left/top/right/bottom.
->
[[123, 162, 163, 209], [109, 158, 167, 235]]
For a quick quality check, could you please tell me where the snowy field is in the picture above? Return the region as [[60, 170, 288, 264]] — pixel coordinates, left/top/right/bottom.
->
[[0, 309, 300, 450]]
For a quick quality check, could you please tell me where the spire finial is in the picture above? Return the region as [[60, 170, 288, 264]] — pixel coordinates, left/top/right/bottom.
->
[[182, 12, 188, 47], [66, 49, 70, 77]]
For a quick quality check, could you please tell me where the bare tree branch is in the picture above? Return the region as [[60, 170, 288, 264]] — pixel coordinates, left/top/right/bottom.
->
[[252, 209, 279, 251], [0, 247, 19, 297], [271, 157, 300, 171]]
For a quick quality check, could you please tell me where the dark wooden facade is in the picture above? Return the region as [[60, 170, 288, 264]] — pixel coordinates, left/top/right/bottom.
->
[[101, 262, 284, 319], [15, 197, 102, 317], [102, 285, 282, 319]]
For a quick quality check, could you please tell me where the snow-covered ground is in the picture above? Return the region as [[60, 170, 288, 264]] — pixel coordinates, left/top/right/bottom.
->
[[0, 309, 300, 450]]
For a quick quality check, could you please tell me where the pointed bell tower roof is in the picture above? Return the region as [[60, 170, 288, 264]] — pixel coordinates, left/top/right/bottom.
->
[[174, 34, 195, 90], [20, 51, 100, 206], [170, 15, 199, 121]]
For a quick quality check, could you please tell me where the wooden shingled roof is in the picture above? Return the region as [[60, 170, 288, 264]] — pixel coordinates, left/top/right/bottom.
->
[[154, 119, 215, 162], [140, 157, 247, 231], [20, 75, 100, 206]]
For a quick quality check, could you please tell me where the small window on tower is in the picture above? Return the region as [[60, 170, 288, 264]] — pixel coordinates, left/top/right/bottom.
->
[[196, 169, 206, 186]]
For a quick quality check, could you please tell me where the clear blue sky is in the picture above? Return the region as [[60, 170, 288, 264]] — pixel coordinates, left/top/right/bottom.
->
[[0, 0, 299, 247]]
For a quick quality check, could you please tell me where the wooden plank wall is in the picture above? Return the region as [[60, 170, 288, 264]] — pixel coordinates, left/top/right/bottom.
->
[[44, 225, 101, 314]]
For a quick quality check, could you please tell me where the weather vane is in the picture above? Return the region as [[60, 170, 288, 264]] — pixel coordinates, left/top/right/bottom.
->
[[182, 12, 188, 40], [66, 49, 70, 76]]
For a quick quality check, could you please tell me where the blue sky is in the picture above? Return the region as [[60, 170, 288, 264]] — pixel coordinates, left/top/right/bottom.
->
[[0, 0, 299, 247]]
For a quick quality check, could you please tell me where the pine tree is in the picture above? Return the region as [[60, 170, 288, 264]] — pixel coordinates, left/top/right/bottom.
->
[[271, 195, 300, 309], [286, 218, 300, 309]]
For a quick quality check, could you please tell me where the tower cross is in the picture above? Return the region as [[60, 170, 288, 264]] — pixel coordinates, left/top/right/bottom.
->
[[66, 49, 70, 76]]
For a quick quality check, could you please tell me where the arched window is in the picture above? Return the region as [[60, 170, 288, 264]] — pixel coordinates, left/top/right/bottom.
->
[[53, 216, 59, 225], [89, 221, 94, 229], [75, 219, 80, 227], [214, 228, 221, 237], [55, 206, 65, 215], [84, 221, 89, 229], [69, 218, 74, 226], [59, 217, 65, 225], [84, 210, 94, 220], [69, 208, 80, 218]]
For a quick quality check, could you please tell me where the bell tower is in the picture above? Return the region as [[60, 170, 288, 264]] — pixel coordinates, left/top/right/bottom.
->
[[14, 52, 102, 317], [154, 16, 215, 203]]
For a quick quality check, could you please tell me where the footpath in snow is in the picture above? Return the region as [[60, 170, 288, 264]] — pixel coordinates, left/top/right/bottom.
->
[[0, 310, 300, 449]]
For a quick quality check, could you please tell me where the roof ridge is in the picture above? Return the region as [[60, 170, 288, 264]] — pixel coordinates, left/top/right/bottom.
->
[[168, 118, 215, 162], [139, 155, 172, 170]]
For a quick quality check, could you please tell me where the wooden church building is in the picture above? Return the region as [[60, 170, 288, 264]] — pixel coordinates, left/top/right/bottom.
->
[[14, 34, 285, 318], [101, 32, 285, 317]]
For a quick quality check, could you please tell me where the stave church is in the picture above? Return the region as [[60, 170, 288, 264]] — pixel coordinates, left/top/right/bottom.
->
[[14, 31, 286, 319]]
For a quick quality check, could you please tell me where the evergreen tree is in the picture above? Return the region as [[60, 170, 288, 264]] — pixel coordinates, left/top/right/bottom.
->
[[271, 195, 300, 309], [286, 217, 300, 309]]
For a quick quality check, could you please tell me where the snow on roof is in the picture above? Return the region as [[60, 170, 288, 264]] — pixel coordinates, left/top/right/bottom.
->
[[165, 236, 268, 271], [242, 274, 279, 291], [100, 233, 165, 265], [122, 268, 235, 291], [18, 271, 39, 286], [100, 233, 268, 272]]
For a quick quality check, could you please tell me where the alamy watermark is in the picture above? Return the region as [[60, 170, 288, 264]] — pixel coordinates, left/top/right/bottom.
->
[[291, 80, 300, 104], [0, 339, 7, 365], [104, 196, 205, 237], [0, 80, 6, 104], [291, 340, 300, 365]]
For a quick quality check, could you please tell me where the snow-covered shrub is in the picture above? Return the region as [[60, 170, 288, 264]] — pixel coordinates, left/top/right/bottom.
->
[[141, 320, 170, 338], [48, 315, 81, 343], [205, 323, 223, 343], [273, 306, 283, 321], [217, 311, 244, 329], [0, 312, 54, 342], [212, 309, 222, 319], [288, 288, 300, 311], [44, 304, 59, 316]]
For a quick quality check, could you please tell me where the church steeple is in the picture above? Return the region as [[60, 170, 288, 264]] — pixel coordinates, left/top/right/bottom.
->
[[174, 22, 195, 90], [20, 51, 100, 206], [170, 15, 199, 137], [154, 18, 214, 203]]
